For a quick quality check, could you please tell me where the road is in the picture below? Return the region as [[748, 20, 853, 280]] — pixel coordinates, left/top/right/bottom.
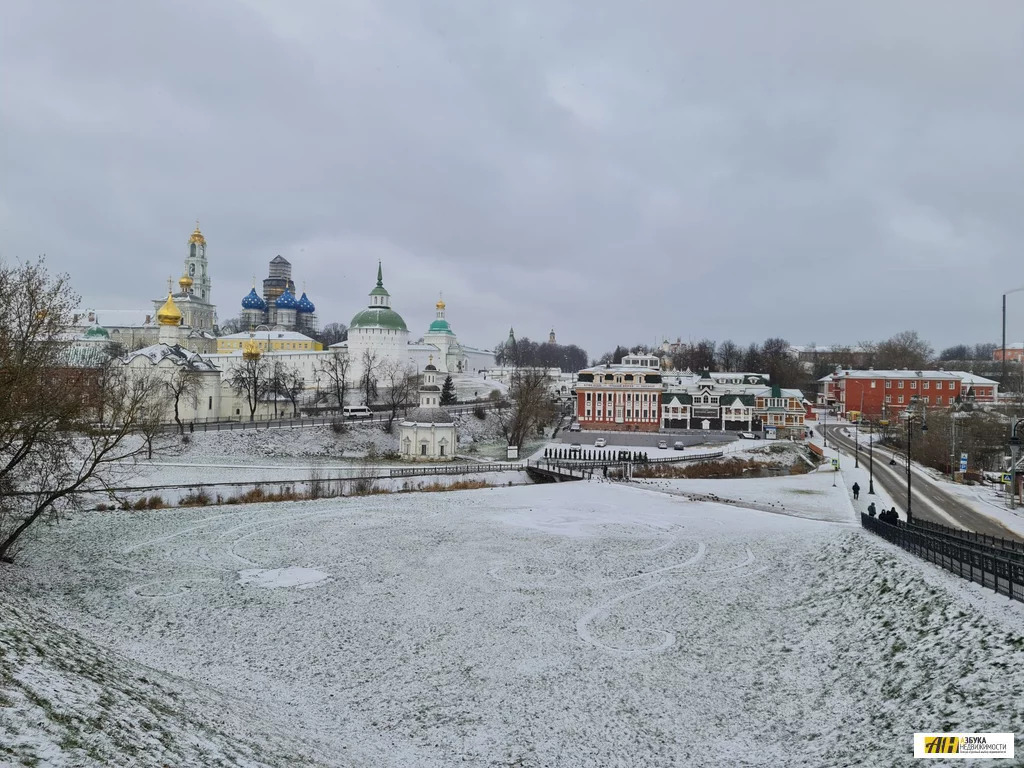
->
[[823, 423, 1022, 542], [176, 403, 495, 433]]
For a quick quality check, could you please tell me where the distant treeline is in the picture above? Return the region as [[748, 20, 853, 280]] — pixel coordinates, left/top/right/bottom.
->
[[494, 337, 588, 373]]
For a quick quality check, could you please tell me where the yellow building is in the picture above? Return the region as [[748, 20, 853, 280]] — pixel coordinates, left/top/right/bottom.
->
[[216, 330, 322, 354]]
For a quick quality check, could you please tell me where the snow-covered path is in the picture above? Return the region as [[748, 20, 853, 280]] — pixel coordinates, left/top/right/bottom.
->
[[7, 480, 1024, 767]]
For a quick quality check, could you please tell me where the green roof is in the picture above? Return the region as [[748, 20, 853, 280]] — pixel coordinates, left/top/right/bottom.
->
[[83, 325, 109, 339], [427, 319, 454, 335], [350, 307, 407, 331]]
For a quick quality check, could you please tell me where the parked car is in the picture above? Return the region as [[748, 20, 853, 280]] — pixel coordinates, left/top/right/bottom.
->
[[673, 441, 685, 450], [568, 422, 582, 432], [658, 440, 668, 449], [738, 431, 759, 440], [594, 437, 607, 448], [569, 443, 581, 450]]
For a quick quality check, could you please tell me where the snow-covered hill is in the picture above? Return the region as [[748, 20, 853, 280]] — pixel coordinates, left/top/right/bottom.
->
[[0, 593, 329, 767], [4, 478, 1023, 766]]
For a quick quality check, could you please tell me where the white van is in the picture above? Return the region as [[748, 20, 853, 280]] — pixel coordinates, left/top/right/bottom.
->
[[343, 405, 373, 419]]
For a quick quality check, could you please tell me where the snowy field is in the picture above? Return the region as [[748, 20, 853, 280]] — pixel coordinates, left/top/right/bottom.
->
[[4, 478, 1024, 767]]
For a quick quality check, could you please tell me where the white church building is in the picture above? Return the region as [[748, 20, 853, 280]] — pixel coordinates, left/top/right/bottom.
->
[[399, 360, 457, 461], [333, 263, 494, 391]]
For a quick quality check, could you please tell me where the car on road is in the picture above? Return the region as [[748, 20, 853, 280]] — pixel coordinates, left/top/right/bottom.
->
[[569, 443, 581, 450], [594, 437, 607, 448], [738, 431, 759, 439], [673, 441, 685, 450], [658, 440, 668, 449], [568, 422, 581, 432]]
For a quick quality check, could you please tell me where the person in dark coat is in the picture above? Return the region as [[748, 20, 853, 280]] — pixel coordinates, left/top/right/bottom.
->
[[852, 482, 860, 500], [867, 502, 876, 517]]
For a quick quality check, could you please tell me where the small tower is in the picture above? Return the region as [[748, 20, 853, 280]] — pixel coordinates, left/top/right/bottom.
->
[[420, 356, 441, 408], [369, 261, 391, 308], [296, 289, 318, 334], [184, 222, 212, 302], [156, 287, 183, 345], [241, 282, 267, 330], [549, 328, 556, 344], [274, 288, 298, 329]]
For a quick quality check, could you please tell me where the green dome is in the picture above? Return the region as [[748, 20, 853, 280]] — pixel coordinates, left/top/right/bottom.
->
[[427, 319, 454, 335], [350, 307, 407, 331], [84, 325, 109, 339], [369, 285, 390, 297]]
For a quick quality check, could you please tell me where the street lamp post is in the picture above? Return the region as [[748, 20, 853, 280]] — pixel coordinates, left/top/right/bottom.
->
[[1010, 419, 1023, 510], [1002, 287, 1024, 391], [868, 418, 875, 495], [855, 390, 864, 469], [905, 395, 927, 524]]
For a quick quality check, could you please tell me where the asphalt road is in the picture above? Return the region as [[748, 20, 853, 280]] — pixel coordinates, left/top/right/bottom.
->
[[823, 423, 1022, 542]]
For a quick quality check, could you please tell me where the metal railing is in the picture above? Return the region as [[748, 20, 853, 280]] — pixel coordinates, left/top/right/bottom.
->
[[910, 517, 1024, 555], [861, 514, 1023, 603], [540, 449, 725, 467]]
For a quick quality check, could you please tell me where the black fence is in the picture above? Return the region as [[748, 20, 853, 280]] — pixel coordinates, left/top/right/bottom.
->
[[861, 514, 1023, 603], [909, 517, 1024, 556], [541, 447, 725, 466]]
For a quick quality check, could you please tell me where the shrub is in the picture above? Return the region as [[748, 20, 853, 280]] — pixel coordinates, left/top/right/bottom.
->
[[473, 405, 487, 420], [146, 495, 164, 509], [179, 490, 212, 507], [331, 419, 347, 434]]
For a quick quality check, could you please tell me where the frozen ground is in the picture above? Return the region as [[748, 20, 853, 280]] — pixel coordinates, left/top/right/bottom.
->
[[4, 476, 1023, 766]]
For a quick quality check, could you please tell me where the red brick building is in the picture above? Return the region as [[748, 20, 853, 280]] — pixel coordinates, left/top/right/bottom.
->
[[575, 355, 662, 432], [994, 343, 1024, 362], [833, 370, 962, 419]]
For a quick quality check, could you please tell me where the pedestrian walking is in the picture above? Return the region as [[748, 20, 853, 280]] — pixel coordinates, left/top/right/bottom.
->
[[852, 482, 860, 500], [867, 502, 876, 517]]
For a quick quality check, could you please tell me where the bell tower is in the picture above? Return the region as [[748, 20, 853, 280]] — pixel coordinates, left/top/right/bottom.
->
[[185, 221, 212, 303]]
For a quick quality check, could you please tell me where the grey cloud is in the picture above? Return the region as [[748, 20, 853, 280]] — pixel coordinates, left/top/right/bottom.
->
[[3, 0, 1024, 356]]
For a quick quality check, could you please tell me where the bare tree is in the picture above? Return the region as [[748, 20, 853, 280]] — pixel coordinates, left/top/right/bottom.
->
[[360, 348, 380, 405], [0, 259, 168, 561], [317, 322, 348, 347], [379, 359, 416, 432], [166, 366, 201, 434], [717, 340, 742, 372], [316, 351, 351, 410], [228, 354, 269, 421], [494, 367, 557, 450], [280, 365, 305, 417], [873, 330, 933, 370], [217, 316, 245, 335]]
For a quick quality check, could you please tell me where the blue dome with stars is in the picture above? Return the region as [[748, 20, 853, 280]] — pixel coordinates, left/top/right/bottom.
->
[[241, 287, 267, 310], [275, 288, 298, 310], [297, 292, 316, 314]]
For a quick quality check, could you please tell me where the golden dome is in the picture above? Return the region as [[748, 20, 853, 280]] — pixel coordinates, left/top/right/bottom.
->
[[156, 292, 183, 326], [178, 273, 194, 290], [188, 221, 206, 245], [242, 336, 263, 360], [435, 299, 446, 310]]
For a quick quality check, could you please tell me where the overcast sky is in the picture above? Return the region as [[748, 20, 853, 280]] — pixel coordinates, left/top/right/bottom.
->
[[3, 0, 1024, 359]]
